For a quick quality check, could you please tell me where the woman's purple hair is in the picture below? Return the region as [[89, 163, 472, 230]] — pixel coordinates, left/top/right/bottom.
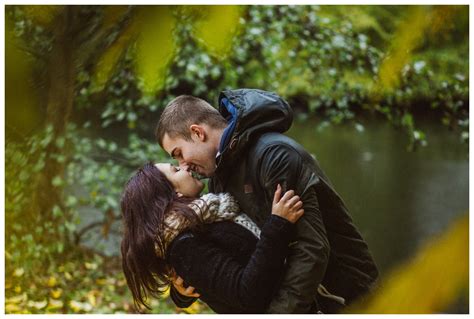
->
[[120, 162, 200, 310]]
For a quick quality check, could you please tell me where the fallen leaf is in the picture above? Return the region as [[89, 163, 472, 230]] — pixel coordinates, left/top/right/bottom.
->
[[87, 290, 98, 307], [64, 272, 72, 281], [6, 303, 22, 313], [85, 262, 97, 270], [69, 300, 92, 312], [96, 278, 107, 285], [47, 298, 63, 310], [14, 268, 25, 277], [27, 299, 48, 310], [7, 293, 27, 304], [50, 288, 63, 299], [47, 276, 57, 287]]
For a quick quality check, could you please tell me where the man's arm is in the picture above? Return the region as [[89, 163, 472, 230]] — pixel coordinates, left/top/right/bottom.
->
[[258, 144, 330, 313]]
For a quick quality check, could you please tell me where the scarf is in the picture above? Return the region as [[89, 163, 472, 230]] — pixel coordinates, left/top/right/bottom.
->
[[154, 193, 261, 258]]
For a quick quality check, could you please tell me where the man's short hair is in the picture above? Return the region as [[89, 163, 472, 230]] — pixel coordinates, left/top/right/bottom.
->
[[155, 95, 227, 147]]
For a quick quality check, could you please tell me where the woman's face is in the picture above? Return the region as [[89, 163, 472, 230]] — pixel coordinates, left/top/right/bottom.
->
[[155, 163, 204, 197]]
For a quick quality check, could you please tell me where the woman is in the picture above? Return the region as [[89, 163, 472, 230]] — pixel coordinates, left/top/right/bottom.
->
[[120, 162, 304, 313]]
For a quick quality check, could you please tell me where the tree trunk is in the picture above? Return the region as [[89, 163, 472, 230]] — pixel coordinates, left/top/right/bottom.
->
[[30, 7, 76, 233]]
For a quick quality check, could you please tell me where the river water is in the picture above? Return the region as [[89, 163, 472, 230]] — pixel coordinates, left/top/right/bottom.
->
[[287, 116, 469, 274]]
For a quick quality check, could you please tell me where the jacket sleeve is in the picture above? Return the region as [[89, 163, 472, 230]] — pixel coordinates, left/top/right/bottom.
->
[[169, 284, 197, 309], [168, 215, 294, 313], [259, 144, 330, 314]]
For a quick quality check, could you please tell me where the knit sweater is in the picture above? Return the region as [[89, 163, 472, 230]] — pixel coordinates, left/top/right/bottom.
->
[[166, 215, 294, 313]]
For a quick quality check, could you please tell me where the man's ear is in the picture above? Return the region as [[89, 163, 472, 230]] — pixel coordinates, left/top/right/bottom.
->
[[190, 124, 206, 142]]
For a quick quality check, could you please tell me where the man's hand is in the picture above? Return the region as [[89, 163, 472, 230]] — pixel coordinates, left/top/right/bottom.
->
[[172, 275, 200, 298]]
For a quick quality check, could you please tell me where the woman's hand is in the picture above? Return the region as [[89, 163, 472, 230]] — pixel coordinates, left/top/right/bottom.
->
[[272, 184, 304, 224], [172, 274, 200, 298]]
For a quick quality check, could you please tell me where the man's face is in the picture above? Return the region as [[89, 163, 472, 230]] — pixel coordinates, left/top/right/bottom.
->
[[162, 131, 218, 178]]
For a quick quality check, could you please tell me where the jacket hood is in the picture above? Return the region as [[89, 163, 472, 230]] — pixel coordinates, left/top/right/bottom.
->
[[216, 89, 293, 165]]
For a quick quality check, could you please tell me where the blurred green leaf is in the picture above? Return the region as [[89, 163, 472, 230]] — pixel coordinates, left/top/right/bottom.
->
[[134, 6, 176, 95]]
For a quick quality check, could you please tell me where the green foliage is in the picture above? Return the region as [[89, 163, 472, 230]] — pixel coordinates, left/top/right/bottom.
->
[[5, 123, 176, 313], [6, 125, 67, 264], [225, 6, 467, 148]]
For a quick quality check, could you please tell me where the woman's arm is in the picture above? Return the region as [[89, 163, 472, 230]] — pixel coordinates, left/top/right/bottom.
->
[[168, 214, 294, 313], [169, 284, 197, 308]]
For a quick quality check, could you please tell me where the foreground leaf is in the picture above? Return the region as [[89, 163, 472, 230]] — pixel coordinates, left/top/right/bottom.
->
[[134, 6, 176, 95], [347, 213, 468, 314], [192, 5, 243, 58]]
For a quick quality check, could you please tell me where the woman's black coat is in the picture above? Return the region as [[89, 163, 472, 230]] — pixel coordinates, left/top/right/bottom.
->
[[166, 215, 294, 314]]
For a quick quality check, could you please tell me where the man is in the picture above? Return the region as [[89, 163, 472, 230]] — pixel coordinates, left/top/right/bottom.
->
[[156, 89, 378, 313]]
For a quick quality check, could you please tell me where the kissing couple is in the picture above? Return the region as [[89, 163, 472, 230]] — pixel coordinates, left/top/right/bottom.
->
[[120, 89, 379, 314]]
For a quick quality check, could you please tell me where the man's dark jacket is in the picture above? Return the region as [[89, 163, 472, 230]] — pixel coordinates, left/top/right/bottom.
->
[[208, 89, 379, 313]]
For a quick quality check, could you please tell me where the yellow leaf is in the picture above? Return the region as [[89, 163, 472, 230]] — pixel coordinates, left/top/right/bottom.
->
[[65, 272, 72, 281], [377, 6, 431, 92], [47, 276, 57, 287], [27, 299, 48, 310], [162, 285, 170, 298], [14, 285, 22, 293], [87, 290, 97, 307], [7, 293, 27, 304], [92, 17, 139, 91], [96, 278, 107, 286], [347, 213, 469, 314], [5, 14, 42, 131], [183, 300, 201, 314], [47, 298, 63, 310], [192, 5, 243, 58], [69, 300, 82, 312], [69, 300, 92, 312], [85, 262, 98, 270], [50, 288, 63, 299], [13, 268, 25, 277], [372, 6, 463, 99], [5, 303, 22, 313], [134, 6, 176, 95]]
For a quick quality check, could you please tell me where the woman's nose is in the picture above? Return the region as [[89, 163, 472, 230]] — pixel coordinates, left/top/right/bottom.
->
[[179, 162, 190, 171]]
